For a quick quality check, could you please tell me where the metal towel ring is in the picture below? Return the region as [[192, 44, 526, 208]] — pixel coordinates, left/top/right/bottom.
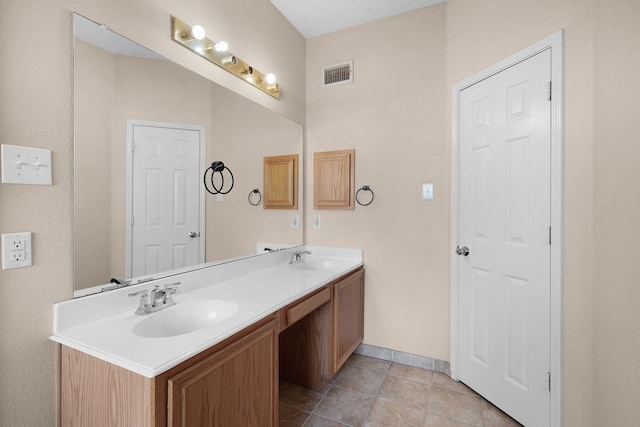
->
[[248, 189, 262, 206], [355, 185, 374, 206], [204, 161, 234, 195]]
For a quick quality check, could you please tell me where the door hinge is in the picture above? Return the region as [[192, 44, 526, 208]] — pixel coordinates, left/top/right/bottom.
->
[[547, 371, 551, 391], [547, 81, 552, 101], [131, 215, 135, 226], [548, 226, 552, 245], [131, 140, 136, 152]]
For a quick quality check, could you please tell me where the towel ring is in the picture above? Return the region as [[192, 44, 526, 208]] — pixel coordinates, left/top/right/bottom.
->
[[204, 161, 234, 195], [355, 185, 374, 206], [248, 189, 262, 206]]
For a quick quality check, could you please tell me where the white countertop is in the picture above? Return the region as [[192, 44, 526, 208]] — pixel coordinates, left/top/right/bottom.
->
[[50, 246, 362, 378]]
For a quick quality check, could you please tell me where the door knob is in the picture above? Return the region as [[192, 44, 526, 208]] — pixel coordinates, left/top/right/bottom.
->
[[188, 232, 200, 238], [455, 245, 470, 256]]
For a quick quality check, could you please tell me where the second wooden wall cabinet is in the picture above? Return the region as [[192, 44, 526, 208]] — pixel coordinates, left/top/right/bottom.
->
[[314, 149, 355, 210]]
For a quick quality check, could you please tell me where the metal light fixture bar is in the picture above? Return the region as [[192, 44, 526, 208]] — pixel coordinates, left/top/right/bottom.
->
[[171, 16, 281, 100]]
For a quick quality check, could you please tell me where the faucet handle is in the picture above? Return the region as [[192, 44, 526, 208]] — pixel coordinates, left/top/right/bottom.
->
[[163, 282, 181, 294], [128, 289, 148, 297], [129, 288, 152, 314]]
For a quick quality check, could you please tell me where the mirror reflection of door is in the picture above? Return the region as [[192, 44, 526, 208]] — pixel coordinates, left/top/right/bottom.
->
[[125, 120, 205, 278]]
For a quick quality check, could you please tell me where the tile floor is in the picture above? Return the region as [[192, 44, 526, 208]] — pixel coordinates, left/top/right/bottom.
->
[[279, 354, 522, 427]]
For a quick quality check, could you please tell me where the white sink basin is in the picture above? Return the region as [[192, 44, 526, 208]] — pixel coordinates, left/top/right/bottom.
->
[[133, 300, 239, 338], [298, 259, 352, 272]]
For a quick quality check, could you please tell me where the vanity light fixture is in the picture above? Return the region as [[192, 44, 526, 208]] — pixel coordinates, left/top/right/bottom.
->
[[171, 16, 280, 100]]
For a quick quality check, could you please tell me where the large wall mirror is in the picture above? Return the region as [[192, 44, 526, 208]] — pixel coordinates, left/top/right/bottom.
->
[[73, 13, 303, 296]]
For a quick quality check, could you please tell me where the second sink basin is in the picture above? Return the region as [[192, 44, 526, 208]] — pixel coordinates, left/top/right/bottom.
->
[[133, 299, 239, 338]]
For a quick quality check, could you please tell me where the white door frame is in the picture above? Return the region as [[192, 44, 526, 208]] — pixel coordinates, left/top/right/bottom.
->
[[124, 119, 206, 279], [450, 31, 563, 427]]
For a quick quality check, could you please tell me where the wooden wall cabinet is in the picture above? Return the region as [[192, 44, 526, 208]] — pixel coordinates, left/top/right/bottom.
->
[[313, 149, 355, 210], [263, 154, 298, 209]]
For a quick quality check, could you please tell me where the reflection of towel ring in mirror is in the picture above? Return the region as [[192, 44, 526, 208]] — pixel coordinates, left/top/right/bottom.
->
[[248, 188, 262, 206], [355, 185, 374, 206], [204, 161, 234, 195]]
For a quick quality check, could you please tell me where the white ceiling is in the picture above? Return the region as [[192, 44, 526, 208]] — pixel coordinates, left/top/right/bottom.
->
[[270, 0, 445, 39]]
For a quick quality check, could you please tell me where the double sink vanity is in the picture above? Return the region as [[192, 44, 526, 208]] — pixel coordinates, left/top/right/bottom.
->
[[51, 246, 365, 426]]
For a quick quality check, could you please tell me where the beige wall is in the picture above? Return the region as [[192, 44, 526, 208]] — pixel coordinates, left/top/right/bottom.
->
[[306, 0, 639, 425], [306, 5, 449, 360], [593, 0, 640, 425], [0, 0, 305, 425]]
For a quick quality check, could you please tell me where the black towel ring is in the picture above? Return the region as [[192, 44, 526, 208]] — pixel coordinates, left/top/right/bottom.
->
[[356, 185, 374, 206], [204, 161, 234, 195], [248, 188, 262, 206]]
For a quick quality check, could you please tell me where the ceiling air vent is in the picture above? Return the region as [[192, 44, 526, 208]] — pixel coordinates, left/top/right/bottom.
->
[[323, 60, 353, 87]]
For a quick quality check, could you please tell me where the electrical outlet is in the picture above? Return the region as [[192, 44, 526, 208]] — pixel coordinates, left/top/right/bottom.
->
[[11, 251, 25, 262], [11, 238, 25, 251], [1, 232, 32, 270]]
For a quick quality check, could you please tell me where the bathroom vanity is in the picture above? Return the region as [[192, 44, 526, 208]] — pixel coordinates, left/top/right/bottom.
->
[[52, 247, 364, 427]]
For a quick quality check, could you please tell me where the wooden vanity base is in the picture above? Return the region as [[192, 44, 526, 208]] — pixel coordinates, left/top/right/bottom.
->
[[58, 268, 364, 427]]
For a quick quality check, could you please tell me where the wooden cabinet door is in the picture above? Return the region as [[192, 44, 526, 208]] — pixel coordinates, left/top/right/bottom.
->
[[313, 149, 355, 210], [263, 154, 298, 209], [167, 320, 278, 427], [333, 269, 365, 373]]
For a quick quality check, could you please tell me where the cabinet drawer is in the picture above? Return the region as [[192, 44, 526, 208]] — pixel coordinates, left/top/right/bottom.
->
[[284, 287, 331, 329]]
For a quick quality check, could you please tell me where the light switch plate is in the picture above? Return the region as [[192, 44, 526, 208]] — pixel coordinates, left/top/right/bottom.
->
[[291, 215, 299, 228], [1, 144, 52, 185], [422, 183, 434, 200], [2, 232, 33, 270], [313, 215, 322, 229]]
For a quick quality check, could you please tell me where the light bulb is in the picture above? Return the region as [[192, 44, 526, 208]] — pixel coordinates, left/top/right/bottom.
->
[[190, 25, 206, 40], [212, 41, 228, 53], [264, 73, 277, 85]]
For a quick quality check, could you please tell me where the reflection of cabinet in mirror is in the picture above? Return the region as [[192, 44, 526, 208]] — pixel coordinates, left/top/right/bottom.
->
[[263, 154, 298, 209], [313, 149, 355, 210]]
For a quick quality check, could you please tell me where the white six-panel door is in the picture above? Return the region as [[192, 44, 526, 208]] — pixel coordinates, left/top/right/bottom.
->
[[457, 49, 551, 427], [128, 122, 204, 278]]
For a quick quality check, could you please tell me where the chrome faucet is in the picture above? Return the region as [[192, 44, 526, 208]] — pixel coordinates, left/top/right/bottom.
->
[[128, 282, 181, 315], [289, 250, 312, 264]]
